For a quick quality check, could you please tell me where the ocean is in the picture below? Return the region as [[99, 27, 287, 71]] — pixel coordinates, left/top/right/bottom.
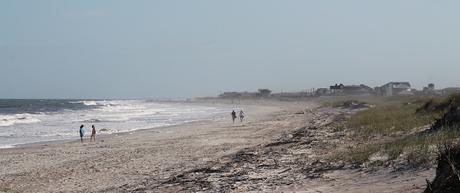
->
[[0, 99, 229, 148]]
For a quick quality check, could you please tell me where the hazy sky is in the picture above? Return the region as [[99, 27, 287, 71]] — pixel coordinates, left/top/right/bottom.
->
[[1, 0, 460, 99]]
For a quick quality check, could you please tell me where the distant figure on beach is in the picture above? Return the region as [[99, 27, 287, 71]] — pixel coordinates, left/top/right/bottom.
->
[[239, 110, 245, 122], [79, 125, 85, 143], [231, 110, 237, 123], [91, 125, 96, 142]]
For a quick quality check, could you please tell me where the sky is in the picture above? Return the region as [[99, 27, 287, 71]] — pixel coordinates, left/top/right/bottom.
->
[[1, 0, 460, 99]]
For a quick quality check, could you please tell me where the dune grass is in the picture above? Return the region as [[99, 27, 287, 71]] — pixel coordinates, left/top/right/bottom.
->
[[334, 128, 460, 164], [318, 95, 428, 108], [385, 128, 460, 158], [328, 95, 460, 165], [346, 103, 440, 136]]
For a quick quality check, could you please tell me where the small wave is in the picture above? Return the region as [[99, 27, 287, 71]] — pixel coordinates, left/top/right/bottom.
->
[[83, 119, 103, 123], [81, 117, 130, 123], [0, 114, 42, 127], [68, 100, 98, 106], [0, 144, 15, 149], [82, 101, 98, 106], [97, 128, 120, 134], [68, 101, 83, 104], [77, 100, 128, 107], [72, 100, 105, 106]]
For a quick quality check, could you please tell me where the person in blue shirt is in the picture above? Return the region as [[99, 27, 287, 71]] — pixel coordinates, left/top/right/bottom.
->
[[79, 125, 85, 143]]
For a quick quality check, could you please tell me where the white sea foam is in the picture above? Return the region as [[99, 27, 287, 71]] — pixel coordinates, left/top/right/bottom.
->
[[75, 100, 118, 106], [81, 100, 98, 106], [80, 100, 129, 107], [0, 114, 42, 127], [0, 144, 15, 149]]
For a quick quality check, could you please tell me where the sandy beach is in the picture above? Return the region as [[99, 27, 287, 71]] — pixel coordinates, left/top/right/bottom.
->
[[4, 0, 460, 192], [0, 100, 432, 193]]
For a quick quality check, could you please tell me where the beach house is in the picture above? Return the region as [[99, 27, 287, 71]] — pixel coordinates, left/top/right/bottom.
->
[[377, 82, 412, 96]]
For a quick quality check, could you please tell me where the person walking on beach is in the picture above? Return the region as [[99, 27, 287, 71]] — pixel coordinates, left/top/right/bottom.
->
[[231, 110, 237, 123], [90, 125, 96, 142], [239, 110, 245, 122], [79, 125, 85, 143]]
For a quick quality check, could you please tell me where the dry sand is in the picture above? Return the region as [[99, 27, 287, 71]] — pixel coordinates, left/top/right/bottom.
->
[[0, 100, 434, 193]]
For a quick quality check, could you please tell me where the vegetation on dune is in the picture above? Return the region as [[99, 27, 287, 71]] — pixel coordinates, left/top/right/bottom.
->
[[319, 95, 421, 108], [346, 102, 440, 136], [329, 94, 460, 168], [417, 93, 460, 114], [334, 128, 460, 165]]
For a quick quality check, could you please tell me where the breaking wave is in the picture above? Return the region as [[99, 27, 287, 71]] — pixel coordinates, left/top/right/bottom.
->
[[0, 114, 42, 127]]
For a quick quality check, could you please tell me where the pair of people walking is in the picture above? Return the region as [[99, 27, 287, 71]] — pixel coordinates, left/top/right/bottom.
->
[[79, 124, 97, 143], [231, 110, 245, 123]]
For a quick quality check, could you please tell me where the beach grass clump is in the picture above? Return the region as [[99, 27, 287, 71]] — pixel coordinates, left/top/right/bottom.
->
[[330, 95, 460, 166], [383, 128, 460, 159], [331, 143, 381, 164], [346, 99, 440, 136], [417, 93, 460, 114], [331, 126, 460, 166]]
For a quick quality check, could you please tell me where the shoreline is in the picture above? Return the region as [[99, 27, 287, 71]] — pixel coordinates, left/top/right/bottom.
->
[[0, 101, 238, 150], [7, 119, 215, 150]]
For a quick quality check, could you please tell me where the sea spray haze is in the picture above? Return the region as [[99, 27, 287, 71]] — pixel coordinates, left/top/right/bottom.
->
[[0, 99, 229, 148]]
